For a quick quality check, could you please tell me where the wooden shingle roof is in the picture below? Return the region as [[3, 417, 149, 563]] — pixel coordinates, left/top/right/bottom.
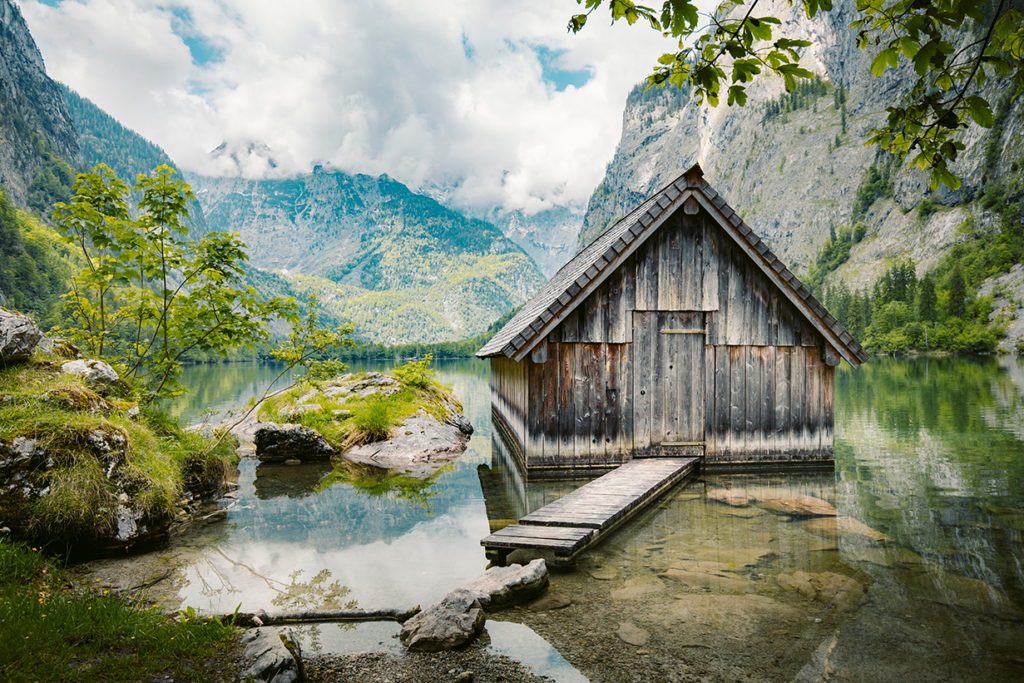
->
[[477, 163, 869, 367]]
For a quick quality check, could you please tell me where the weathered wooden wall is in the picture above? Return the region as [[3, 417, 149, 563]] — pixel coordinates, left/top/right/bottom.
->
[[704, 345, 834, 463], [490, 356, 528, 462], [490, 206, 836, 469]]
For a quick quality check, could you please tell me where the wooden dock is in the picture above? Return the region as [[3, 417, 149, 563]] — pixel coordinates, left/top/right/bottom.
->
[[481, 457, 699, 566]]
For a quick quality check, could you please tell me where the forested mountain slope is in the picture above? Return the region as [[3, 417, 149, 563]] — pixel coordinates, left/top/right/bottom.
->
[[578, 0, 1024, 350], [60, 85, 209, 237], [0, 0, 79, 215], [189, 168, 546, 344]]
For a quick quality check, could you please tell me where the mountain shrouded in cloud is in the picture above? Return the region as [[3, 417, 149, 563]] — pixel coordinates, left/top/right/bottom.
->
[[16, 0, 679, 221]]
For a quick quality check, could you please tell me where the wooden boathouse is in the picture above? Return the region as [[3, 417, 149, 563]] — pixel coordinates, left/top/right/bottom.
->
[[477, 163, 868, 472]]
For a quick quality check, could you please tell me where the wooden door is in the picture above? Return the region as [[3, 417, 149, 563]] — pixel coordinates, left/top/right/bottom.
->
[[632, 311, 705, 456]]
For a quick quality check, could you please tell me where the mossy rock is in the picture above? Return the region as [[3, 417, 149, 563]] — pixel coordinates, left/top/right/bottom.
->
[[43, 386, 115, 415]]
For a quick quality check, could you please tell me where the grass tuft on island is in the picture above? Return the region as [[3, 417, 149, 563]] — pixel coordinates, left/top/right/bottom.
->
[[0, 356, 236, 552], [0, 537, 241, 682]]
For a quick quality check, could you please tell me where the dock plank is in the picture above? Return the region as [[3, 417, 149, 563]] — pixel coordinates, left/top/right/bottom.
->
[[482, 457, 698, 565]]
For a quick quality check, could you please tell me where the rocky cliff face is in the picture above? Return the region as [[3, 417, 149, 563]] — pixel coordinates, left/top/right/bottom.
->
[[577, 0, 1024, 292], [189, 168, 547, 343], [0, 0, 81, 206], [466, 205, 581, 279]]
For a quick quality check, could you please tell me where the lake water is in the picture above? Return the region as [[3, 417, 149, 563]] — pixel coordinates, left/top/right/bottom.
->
[[159, 357, 1024, 682]]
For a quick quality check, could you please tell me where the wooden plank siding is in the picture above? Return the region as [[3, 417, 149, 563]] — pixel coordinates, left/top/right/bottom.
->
[[489, 206, 836, 469]]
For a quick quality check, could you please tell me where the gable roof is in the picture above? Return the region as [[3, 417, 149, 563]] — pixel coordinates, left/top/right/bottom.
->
[[478, 163, 869, 367]]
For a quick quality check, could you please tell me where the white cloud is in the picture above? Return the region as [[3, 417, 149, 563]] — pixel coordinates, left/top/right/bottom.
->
[[17, 0, 684, 212]]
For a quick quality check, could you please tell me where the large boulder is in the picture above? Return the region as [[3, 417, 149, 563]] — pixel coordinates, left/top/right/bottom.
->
[[460, 559, 549, 610], [0, 309, 43, 362], [399, 589, 486, 652], [60, 359, 119, 387], [342, 410, 470, 478], [254, 423, 334, 462], [239, 627, 305, 683]]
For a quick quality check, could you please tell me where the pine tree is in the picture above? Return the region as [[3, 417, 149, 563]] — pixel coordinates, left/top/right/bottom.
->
[[917, 273, 937, 322], [947, 263, 967, 318]]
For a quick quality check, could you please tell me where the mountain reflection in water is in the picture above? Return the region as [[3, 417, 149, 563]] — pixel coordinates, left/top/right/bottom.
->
[[161, 357, 1024, 683]]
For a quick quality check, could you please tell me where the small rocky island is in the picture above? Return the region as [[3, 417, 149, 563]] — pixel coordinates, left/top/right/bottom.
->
[[236, 368, 473, 480]]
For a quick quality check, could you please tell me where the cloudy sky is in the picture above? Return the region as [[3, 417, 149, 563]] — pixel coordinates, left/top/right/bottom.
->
[[18, 0, 703, 215]]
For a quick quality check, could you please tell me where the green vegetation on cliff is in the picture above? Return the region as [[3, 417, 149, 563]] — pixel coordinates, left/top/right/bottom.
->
[[824, 255, 1004, 354], [0, 189, 74, 327]]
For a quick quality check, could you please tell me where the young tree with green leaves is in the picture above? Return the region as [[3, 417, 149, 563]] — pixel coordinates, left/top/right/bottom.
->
[[568, 0, 1024, 191], [52, 164, 299, 402]]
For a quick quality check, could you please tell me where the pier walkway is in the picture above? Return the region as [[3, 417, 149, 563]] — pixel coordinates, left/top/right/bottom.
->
[[480, 457, 699, 567]]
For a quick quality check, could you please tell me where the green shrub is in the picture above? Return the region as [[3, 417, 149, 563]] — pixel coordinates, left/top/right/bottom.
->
[[392, 354, 438, 389]]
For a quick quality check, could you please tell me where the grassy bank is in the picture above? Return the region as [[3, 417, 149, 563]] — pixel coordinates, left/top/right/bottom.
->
[[0, 537, 240, 682]]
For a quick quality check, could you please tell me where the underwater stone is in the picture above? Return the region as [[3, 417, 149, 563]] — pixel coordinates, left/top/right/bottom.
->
[[616, 621, 650, 646]]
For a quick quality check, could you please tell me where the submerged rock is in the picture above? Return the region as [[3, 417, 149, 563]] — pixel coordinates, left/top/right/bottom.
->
[[908, 571, 1023, 619], [341, 409, 470, 478], [616, 621, 650, 646], [755, 488, 839, 517], [254, 423, 335, 463], [802, 516, 891, 544], [651, 594, 802, 638], [610, 577, 666, 601], [399, 588, 486, 652], [526, 591, 572, 611], [659, 567, 755, 594], [460, 558, 549, 610], [707, 488, 755, 507], [0, 309, 42, 362], [776, 571, 866, 612], [709, 487, 837, 517]]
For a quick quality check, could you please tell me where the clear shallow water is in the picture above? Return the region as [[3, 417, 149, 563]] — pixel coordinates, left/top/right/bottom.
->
[[165, 357, 1024, 682]]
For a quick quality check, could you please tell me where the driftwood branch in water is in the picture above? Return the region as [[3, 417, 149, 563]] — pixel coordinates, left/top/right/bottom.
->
[[198, 606, 421, 627]]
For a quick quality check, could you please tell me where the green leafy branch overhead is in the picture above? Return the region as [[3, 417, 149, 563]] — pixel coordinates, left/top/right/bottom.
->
[[569, 0, 1024, 190]]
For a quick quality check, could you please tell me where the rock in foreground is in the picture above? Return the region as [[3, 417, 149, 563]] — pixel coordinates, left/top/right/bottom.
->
[[0, 309, 43, 362], [0, 428, 173, 554], [399, 589, 486, 652], [399, 560, 551, 652], [240, 627, 305, 683], [460, 559, 549, 610]]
